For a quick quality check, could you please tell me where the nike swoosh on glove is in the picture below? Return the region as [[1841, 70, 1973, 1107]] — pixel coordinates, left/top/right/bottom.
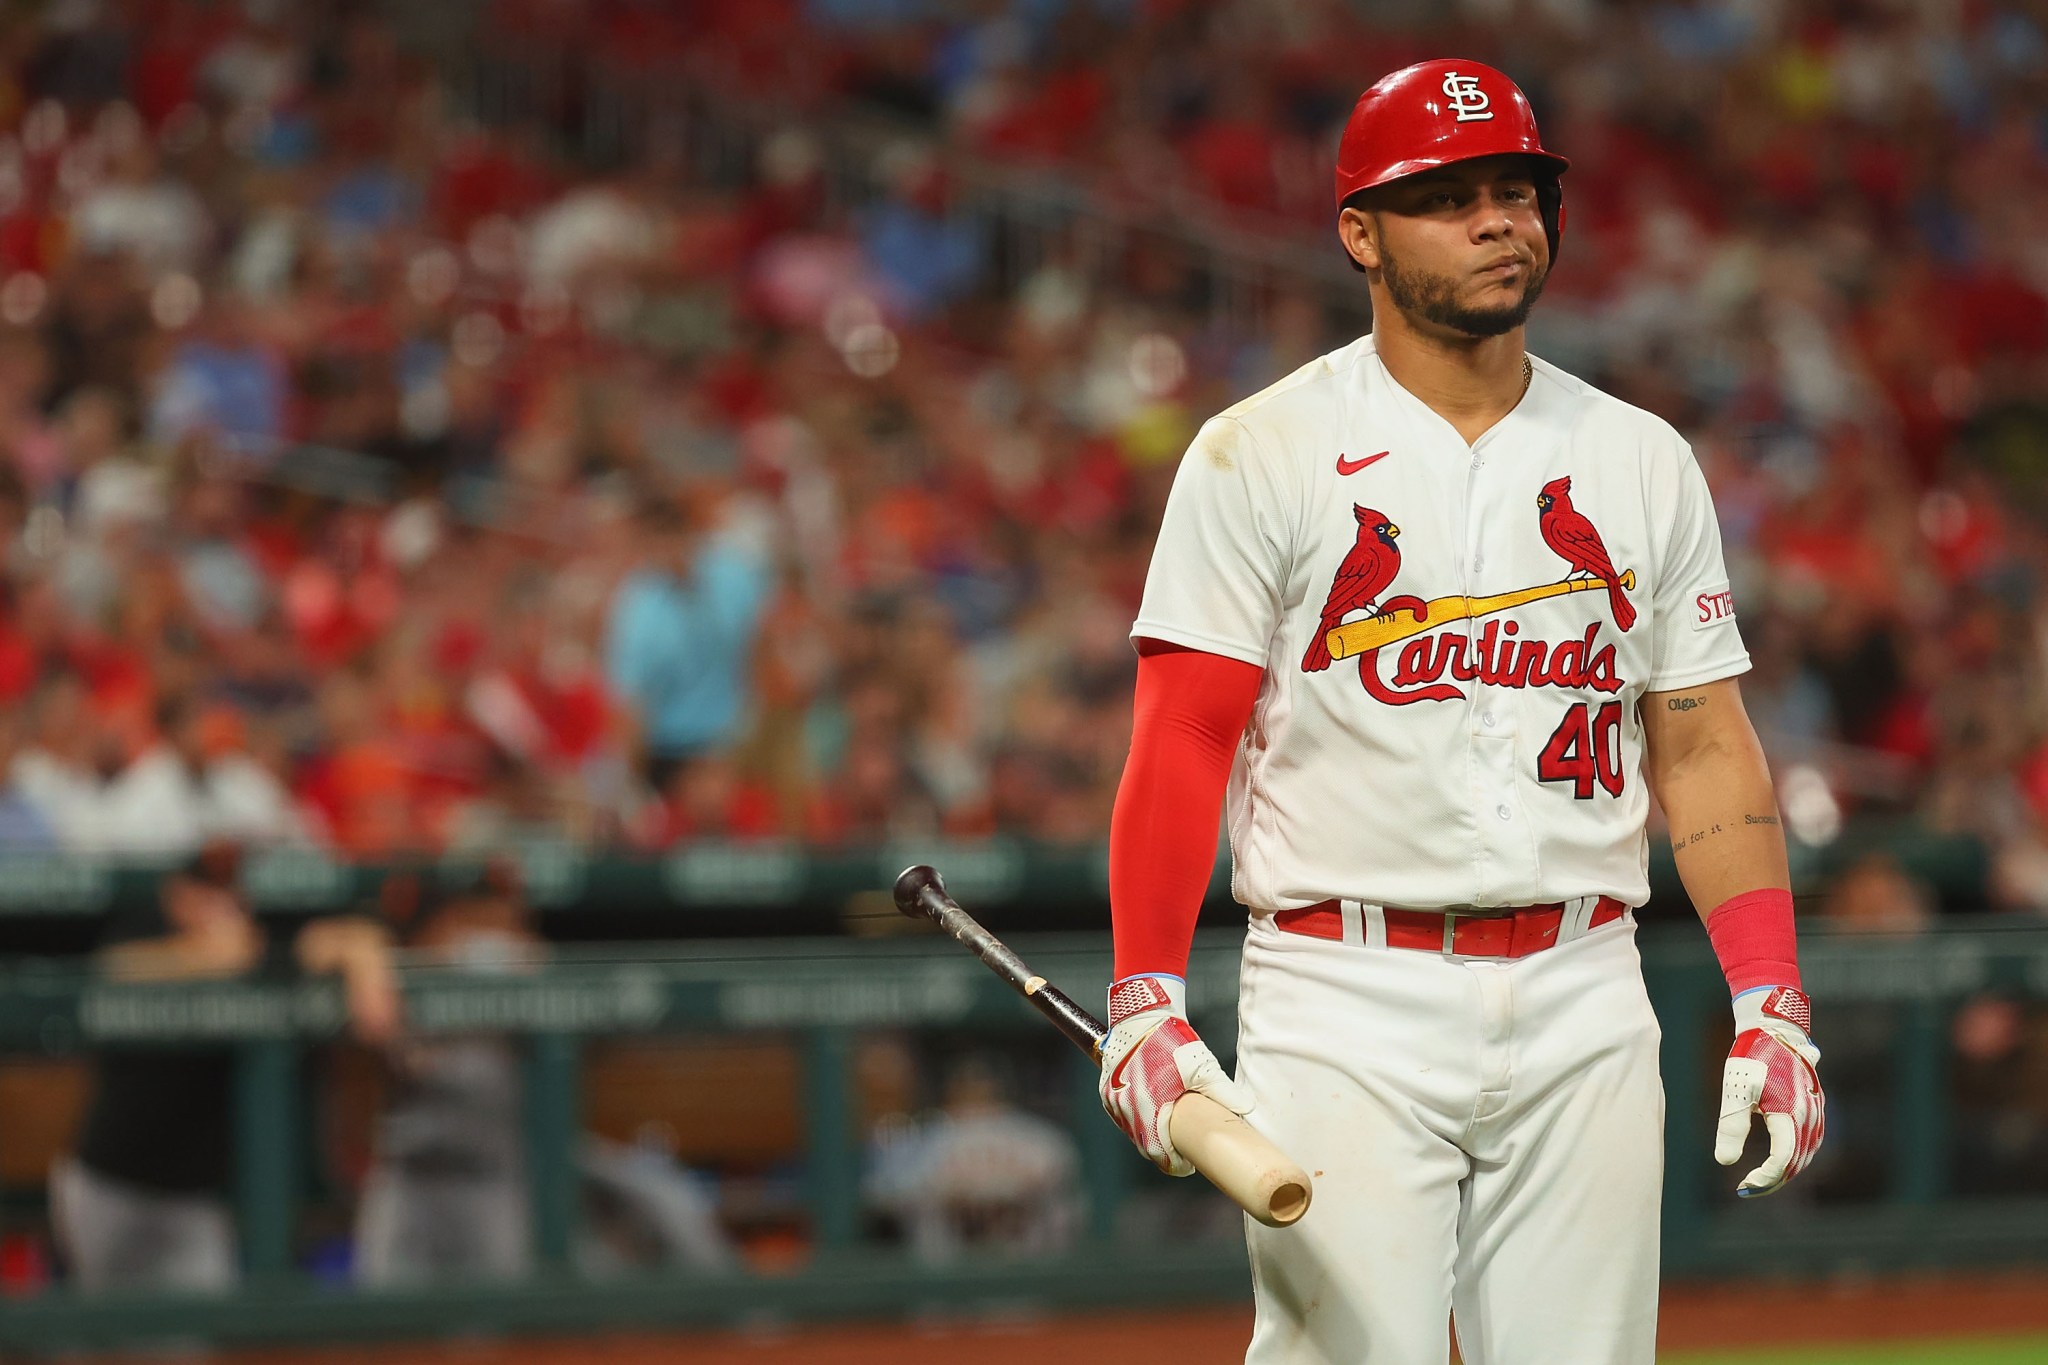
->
[[1098, 975, 1254, 1176], [1716, 984, 1825, 1198]]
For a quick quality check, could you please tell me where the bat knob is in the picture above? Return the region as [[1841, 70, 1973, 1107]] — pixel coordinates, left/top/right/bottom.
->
[[893, 864, 945, 918]]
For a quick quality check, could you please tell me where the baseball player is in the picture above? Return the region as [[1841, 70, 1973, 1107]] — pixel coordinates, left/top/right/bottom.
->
[[1097, 60, 1825, 1363]]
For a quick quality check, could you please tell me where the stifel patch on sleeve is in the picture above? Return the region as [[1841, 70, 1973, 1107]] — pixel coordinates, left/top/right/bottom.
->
[[1692, 582, 1737, 631]]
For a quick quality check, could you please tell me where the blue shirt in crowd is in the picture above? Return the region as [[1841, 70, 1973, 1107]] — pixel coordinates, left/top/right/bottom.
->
[[605, 535, 773, 760], [152, 339, 287, 458]]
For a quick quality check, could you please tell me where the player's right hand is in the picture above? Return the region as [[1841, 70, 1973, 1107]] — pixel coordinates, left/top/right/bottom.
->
[[1099, 974, 1254, 1176]]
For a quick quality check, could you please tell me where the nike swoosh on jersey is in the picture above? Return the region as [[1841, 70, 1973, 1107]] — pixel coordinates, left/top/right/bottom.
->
[[1337, 450, 1389, 475]]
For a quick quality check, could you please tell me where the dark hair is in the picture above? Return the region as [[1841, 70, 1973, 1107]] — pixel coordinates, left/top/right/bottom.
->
[[154, 692, 199, 739], [181, 838, 242, 888]]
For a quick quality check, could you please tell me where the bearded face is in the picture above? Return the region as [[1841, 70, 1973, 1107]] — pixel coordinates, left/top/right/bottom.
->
[[1375, 232, 1549, 339], [1344, 154, 1554, 338]]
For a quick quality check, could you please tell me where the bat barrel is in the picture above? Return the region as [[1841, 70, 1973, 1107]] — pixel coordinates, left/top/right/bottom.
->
[[894, 865, 1035, 991], [894, 864, 1106, 1057]]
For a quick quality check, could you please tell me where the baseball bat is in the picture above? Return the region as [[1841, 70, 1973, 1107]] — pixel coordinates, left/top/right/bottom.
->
[[892, 864, 1312, 1229]]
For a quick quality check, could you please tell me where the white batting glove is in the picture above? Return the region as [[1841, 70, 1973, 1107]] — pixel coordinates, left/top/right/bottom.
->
[[1715, 985, 1825, 1198], [1098, 975, 1254, 1177]]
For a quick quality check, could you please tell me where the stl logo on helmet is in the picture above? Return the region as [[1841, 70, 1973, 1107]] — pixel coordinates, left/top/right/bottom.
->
[[1440, 71, 1494, 122]]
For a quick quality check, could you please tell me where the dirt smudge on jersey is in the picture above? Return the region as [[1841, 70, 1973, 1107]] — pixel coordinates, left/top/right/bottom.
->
[[1195, 427, 1235, 471]]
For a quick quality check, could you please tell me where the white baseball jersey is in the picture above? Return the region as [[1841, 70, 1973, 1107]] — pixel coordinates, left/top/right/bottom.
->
[[1133, 333, 1749, 914]]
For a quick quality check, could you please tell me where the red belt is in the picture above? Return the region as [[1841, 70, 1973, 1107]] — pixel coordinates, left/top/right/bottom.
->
[[1272, 896, 1628, 959]]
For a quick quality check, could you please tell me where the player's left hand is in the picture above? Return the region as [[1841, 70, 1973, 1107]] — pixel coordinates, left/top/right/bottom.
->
[[1715, 985, 1824, 1198]]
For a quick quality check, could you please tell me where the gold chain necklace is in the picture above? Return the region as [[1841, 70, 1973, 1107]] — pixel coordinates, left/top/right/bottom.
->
[[1520, 354, 1533, 400]]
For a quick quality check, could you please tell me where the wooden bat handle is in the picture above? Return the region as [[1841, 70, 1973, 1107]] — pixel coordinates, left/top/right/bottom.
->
[[892, 863, 1313, 1229]]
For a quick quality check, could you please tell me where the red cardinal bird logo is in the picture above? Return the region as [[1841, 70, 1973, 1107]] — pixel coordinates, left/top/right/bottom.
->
[[1303, 505, 1422, 671], [1536, 476, 1636, 632]]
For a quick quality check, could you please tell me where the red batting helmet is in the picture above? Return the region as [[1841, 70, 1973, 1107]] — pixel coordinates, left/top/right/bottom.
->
[[1334, 59, 1569, 263]]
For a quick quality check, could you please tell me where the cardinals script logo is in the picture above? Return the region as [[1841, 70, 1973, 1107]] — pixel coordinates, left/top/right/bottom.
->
[[1303, 478, 1636, 708]]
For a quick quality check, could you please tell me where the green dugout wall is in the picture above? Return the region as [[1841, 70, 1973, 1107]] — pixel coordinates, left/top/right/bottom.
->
[[1, 917, 2045, 1354]]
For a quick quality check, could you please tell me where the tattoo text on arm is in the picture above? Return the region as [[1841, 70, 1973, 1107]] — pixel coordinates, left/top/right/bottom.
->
[[1673, 815, 1780, 851], [1665, 694, 1709, 712]]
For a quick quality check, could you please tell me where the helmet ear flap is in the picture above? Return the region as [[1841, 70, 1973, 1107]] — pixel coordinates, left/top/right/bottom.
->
[[1537, 175, 1565, 265]]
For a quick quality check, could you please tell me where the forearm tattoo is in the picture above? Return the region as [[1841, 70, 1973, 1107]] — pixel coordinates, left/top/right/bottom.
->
[[1673, 814, 1780, 852]]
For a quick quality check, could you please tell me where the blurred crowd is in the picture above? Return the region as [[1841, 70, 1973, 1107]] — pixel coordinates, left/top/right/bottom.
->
[[0, 0, 2039, 913]]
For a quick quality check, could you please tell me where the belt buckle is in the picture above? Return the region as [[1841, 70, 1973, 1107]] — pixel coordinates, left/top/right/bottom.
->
[[1441, 909, 1460, 954]]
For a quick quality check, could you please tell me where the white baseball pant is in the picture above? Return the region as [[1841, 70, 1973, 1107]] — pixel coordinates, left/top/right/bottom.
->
[[353, 1164, 532, 1286], [1236, 910, 1664, 1364], [49, 1156, 238, 1292]]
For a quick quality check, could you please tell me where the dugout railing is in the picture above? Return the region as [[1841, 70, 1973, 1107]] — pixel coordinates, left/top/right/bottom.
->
[[2, 917, 2046, 1353], [0, 828, 1996, 955]]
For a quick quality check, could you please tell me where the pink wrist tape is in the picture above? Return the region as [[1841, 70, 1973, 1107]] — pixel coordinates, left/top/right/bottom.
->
[[1704, 887, 1801, 996]]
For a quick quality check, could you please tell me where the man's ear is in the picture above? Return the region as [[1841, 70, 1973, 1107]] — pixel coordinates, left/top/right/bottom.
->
[[1338, 207, 1381, 272]]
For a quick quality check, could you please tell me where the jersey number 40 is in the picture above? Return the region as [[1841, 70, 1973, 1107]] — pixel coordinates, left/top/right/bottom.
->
[[1537, 701, 1625, 799]]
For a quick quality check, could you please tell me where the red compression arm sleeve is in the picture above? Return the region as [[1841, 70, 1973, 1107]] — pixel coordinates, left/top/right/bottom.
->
[[1109, 643, 1263, 981], [1705, 887, 1802, 996]]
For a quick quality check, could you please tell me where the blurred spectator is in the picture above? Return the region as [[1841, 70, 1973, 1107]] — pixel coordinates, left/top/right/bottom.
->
[[857, 144, 986, 322], [70, 124, 207, 278], [864, 1052, 1080, 1261], [51, 842, 398, 1292], [576, 1135, 733, 1277], [354, 862, 536, 1286], [1796, 852, 1938, 1202], [1952, 1000, 2048, 1197], [296, 670, 419, 855], [636, 752, 780, 846], [175, 473, 269, 633], [354, 860, 733, 1282], [56, 387, 158, 532], [196, 707, 314, 846], [71, 693, 310, 855], [444, 751, 569, 855], [149, 294, 289, 459], [86, 693, 213, 855], [11, 676, 105, 846], [604, 498, 771, 786], [42, 253, 154, 413], [1817, 851, 1938, 935], [0, 709, 57, 849]]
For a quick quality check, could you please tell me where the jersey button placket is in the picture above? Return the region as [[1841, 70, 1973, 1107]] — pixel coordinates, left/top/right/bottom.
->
[[1467, 454, 1531, 898]]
